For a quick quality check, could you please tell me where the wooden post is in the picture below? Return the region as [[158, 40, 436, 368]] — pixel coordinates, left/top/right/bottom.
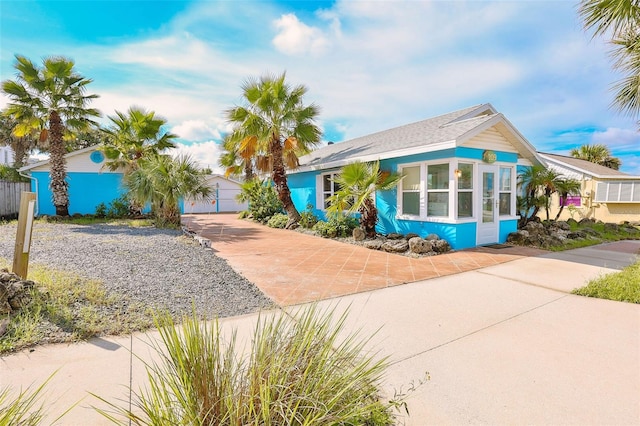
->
[[12, 192, 36, 279]]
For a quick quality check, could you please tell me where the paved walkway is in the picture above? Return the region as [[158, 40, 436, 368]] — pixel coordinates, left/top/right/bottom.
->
[[1, 215, 639, 425], [182, 214, 547, 305]]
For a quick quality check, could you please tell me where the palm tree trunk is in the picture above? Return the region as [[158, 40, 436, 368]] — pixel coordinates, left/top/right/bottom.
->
[[361, 198, 378, 238], [270, 135, 300, 228], [244, 160, 254, 182], [48, 111, 69, 216]]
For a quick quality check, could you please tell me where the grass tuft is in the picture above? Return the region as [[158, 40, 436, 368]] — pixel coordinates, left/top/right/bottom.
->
[[95, 305, 403, 425], [572, 260, 640, 303]]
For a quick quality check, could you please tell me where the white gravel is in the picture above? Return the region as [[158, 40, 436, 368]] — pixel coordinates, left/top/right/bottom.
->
[[0, 222, 274, 317]]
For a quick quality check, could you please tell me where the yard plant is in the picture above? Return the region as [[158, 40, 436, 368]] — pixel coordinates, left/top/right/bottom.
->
[[95, 305, 401, 425], [573, 259, 640, 303]]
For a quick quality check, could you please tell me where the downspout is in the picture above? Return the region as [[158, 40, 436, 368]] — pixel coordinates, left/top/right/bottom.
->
[[18, 172, 39, 217]]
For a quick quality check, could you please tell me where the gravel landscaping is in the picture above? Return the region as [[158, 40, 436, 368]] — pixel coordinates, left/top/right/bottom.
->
[[0, 222, 274, 318]]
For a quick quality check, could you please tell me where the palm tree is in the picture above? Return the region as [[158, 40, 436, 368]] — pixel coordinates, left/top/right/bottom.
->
[[326, 161, 403, 238], [219, 133, 256, 181], [570, 143, 622, 170], [2, 55, 100, 215], [101, 107, 177, 173], [517, 165, 552, 225], [226, 73, 322, 228], [125, 154, 212, 227], [554, 178, 583, 221], [579, 0, 640, 119], [0, 114, 37, 168]]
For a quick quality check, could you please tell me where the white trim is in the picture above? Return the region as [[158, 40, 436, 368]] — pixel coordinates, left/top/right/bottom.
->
[[18, 144, 102, 172], [539, 153, 640, 179]]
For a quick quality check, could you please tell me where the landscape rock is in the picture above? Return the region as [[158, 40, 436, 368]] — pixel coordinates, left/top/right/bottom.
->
[[425, 233, 440, 241], [0, 268, 34, 314], [352, 227, 366, 241], [432, 239, 451, 253], [567, 231, 587, 239], [363, 240, 384, 250], [382, 239, 409, 253], [405, 233, 420, 240], [386, 233, 404, 240], [408, 237, 433, 254], [507, 230, 530, 244]]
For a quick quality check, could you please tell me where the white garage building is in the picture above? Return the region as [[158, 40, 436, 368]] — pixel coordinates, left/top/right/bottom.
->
[[183, 174, 248, 214]]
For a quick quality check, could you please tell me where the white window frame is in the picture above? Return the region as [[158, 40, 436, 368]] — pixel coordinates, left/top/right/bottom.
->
[[399, 163, 424, 218], [498, 166, 514, 216], [595, 181, 640, 203], [456, 162, 474, 219], [317, 171, 341, 210]]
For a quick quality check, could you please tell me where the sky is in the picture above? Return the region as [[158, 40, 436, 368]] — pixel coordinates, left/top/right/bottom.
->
[[1, 0, 639, 175]]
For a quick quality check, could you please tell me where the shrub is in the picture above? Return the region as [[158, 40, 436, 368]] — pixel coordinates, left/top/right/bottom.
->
[[266, 213, 288, 229], [95, 202, 107, 218], [313, 214, 359, 238], [0, 165, 29, 182], [299, 204, 319, 229], [107, 196, 130, 218], [238, 179, 283, 222], [94, 305, 400, 425]]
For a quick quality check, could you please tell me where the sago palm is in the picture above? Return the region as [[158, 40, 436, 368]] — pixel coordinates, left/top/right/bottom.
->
[[570, 143, 622, 170], [125, 154, 211, 227], [226, 72, 322, 228], [326, 161, 403, 238], [1, 55, 100, 216], [101, 106, 177, 173]]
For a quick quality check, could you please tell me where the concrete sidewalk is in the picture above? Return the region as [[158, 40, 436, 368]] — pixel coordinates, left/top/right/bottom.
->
[[1, 241, 639, 425]]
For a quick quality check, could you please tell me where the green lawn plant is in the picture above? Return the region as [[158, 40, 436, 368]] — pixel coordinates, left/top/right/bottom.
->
[[573, 260, 640, 303], [312, 214, 359, 238], [95, 305, 402, 425], [266, 213, 288, 229], [238, 178, 283, 223]]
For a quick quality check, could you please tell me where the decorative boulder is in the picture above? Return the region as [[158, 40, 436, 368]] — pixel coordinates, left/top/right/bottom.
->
[[382, 239, 409, 253], [386, 233, 404, 240], [523, 221, 545, 236], [567, 231, 586, 239], [352, 227, 366, 241], [425, 233, 440, 241], [405, 233, 420, 240], [0, 269, 34, 314], [555, 221, 571, 231], [409, 237, 433, 254], [604, 223, 619, 232], [432, 239, 451, 253], [363, 240, 384, 250], [507, 230, 530, 244]]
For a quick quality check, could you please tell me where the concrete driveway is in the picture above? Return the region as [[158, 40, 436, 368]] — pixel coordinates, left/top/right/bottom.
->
[[1, 221, 638, 425]]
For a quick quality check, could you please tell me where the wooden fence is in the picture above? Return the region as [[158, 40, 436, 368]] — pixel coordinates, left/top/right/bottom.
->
[[0, 180, 31, 218]]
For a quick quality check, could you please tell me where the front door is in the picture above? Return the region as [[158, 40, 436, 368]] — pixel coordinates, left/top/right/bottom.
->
[[477, 165, 499, 245]]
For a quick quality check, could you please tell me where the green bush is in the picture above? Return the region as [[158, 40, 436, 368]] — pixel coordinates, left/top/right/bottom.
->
[[95, 202, 107, 218], [299, 204, 319, 229], [238, 179, 283, 222], [0, 165, 28, 182], [94, 305, 400, 425], [313, 214, 359, 238], [107, 196, 130, 218], [266, 213, 288, 229]]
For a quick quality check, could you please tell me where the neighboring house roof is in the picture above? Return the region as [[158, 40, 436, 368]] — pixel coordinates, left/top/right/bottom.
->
[[18, 144, 102, 172], [296, 103, 542, 172], [539, 152, 639, 179]]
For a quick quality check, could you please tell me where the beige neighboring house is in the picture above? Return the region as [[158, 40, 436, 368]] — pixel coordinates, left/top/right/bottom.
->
[[539, 152, 640, 223]]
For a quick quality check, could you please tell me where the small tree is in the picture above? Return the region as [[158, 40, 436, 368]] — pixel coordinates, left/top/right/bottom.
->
[[554, 178, 583, 221], [326, 161, 403, 238], [125, 154, 211, 227]]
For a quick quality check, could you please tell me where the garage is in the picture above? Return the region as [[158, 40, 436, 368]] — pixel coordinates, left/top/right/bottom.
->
[[183, 175, 247, 214]]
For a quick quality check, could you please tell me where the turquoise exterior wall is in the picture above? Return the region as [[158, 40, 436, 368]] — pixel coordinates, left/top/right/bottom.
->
[[287, 146, 521, 250], [32, 171, 125, 216]]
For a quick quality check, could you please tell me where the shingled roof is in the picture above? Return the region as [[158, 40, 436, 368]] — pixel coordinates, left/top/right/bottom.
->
[[539, 152, 635, 179], [297, 103, 540, 171]]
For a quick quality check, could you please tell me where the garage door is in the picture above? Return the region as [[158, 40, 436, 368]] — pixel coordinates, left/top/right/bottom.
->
[[184, 188, 248, 213]]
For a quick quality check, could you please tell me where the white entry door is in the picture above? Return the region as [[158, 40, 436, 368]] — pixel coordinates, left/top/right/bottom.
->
[[477, 165, 499, 245]]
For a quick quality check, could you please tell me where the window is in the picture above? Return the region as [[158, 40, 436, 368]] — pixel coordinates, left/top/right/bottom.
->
[[457, 163, 473, 218], [427, 164, 449, 217], [322, 172, 340, 209], [400, 166, 420, 216], [499, 167, 512, 215], [595, 181, 640, 202]]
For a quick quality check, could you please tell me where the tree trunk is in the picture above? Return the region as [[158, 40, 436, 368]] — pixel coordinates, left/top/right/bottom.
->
[[244, 160, 254, 182], [361, 197, 378, 238], [270, 135, 300, 228], [11, 138, 27, 169], [48, 111, 69, 216]]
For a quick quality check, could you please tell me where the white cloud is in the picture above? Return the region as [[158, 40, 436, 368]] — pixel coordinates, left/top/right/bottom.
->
[[272, 14, 330, 56], [591, 127, 640, 148], [168, 141, 225, 174], [172, 120, 221, 141]]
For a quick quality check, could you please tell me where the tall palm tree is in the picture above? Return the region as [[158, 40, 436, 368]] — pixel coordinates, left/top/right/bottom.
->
[[226, 73, 322, 228], [579, 0, 640, 119], [125, 154, 211, 227], [101, 106, 177, 173], [554, 178, 583, 221], [2, 55, 100, 215], [326, 161, 403, 238], [570, 143, 622, 170]]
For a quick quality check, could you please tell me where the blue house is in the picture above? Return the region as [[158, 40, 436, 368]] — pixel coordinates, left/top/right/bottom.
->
[[288, 104, 543, 250], [18, 145, 125, 216]]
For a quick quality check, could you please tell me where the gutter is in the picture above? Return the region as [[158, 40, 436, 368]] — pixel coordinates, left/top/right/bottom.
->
[[18, 171, 38, 217]]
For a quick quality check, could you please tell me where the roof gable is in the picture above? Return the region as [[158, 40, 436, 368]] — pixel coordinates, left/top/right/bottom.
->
[[539, 152, 638, 179], [297, 104, 540, 171]]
